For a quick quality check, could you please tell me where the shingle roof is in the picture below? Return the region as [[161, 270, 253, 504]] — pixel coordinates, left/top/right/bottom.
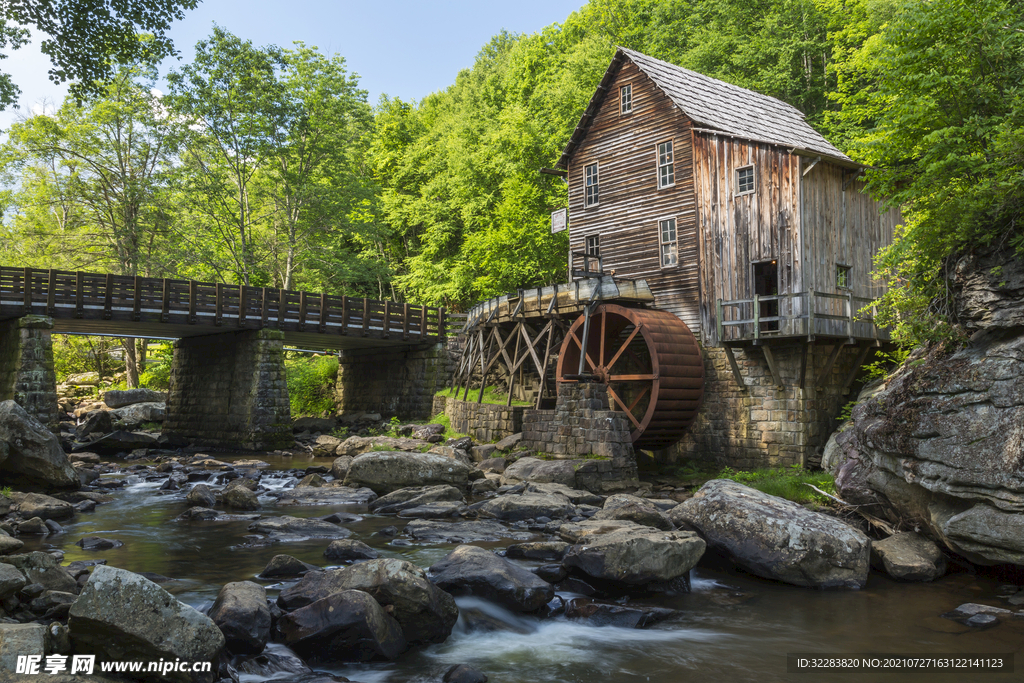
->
[[556, 48, 851, 168]]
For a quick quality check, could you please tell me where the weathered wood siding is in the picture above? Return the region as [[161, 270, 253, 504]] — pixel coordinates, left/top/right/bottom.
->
[[800, 160, 901, 338], [567, 59, 702, 337], [693, 132, 801, 344]]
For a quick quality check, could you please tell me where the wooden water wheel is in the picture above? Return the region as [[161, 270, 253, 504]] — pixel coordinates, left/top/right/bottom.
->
[[556, 304, 704, 451]]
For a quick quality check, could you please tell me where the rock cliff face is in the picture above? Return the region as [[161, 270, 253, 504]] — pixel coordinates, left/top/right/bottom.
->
[[827, 248, 1024, 565]]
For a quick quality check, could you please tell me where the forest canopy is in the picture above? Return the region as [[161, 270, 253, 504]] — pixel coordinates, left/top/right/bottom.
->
[[1, 0, 1020, 351]]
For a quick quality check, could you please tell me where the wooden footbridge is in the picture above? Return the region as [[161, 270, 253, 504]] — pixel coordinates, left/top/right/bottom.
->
[[0, 267, 447, 349]]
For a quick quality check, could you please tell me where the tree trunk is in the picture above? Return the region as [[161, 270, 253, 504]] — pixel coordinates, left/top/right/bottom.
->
[[122, 339, 139, 388], [136, 339, 148, 381]]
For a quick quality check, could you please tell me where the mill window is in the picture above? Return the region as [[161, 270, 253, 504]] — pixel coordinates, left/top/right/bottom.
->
[[836, 264, 852, 289], [620, 84, 632, 114], [736, 165, 755, 195], [659, 218, 678, 268], [658, 141, 675, 188], [586, 234, 600, 258], [584, 163, 599, 206]]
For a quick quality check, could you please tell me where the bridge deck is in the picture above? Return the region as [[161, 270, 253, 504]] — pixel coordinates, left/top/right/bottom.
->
[[0, 267, 446, 350]]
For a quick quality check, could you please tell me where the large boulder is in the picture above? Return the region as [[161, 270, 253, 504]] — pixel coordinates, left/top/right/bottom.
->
[[404, 519, 532, 544], [0, 563, 27, 599], [345, 452, 471, 494], [76, 410, 112, 439], [186, 483, 216, 508], [369, 485, 465, 514], [0, 552, 77, 592], [208, 581, 271, 654], [324, 539, 379, 562], [591, 494, 674, 530], [563, 527, 705, 585], [277, 590, 406, 662], [13, 492, 75, 521], [335, 435, 431, 457], [222, 485, 261, 511], [675, 480, 871, 589], [248, 516, 352, 540], [429, 545, 554, 612], [112, 402, 166, 425], [871, 532, 947, 581], [276, 485, 377, 506], [102, 388, 166, 408], [468, 492, 576, 521], [500, 457, 577, 487], [0, 623, 47, 674], [829, 327, 1024, 566], [0, 400, 79, 489], [68, 566, 225, 683], [83, 430, 157, 454]]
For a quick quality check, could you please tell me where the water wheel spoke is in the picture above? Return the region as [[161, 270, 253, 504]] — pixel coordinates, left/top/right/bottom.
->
[[604, 323, 641, 374], [626, 385, 650, 413], [609, 373, 656, 381], [599, 310, 606, 367], [567, 328, 598, 373], [607, 385, 643, 430]]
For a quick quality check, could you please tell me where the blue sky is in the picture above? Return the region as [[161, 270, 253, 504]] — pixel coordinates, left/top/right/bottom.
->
[[1, 0, 586, 128]]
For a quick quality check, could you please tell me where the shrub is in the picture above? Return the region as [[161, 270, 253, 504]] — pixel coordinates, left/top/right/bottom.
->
[[286, 353, 339, 417]]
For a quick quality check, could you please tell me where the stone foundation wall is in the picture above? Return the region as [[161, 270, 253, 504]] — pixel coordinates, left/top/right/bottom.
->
[[522, 381, 639, 491], [0, 315, 58, 430], [431, 395, 524, 442], [163, 329, 291, 450], [336, 343, 454, 421], [665, 343, 874, 469]]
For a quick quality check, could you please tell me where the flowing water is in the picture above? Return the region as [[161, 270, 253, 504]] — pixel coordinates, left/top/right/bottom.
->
[[21, 456, 1024, 683]]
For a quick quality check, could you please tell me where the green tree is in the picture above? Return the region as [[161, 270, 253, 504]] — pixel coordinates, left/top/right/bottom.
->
[[0, 0, 200, 109]]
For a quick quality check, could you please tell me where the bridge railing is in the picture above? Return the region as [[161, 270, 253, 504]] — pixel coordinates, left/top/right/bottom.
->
[[0, 267, 445, 342]]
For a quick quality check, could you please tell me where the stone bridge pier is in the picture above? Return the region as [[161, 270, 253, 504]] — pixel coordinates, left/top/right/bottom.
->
[[0, 315, 59, 430], [163, 329, 292, 451], [335, 343, 454, 420]]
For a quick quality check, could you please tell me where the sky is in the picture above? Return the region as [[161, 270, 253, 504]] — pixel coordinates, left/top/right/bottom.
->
[[0, 0, 587, 129]]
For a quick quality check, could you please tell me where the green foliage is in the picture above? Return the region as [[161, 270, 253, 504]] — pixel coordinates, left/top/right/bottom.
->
[[835, 0, 1024, 347], [138, 343, 173, 390], [52, 334, 123, 384], [427, 413, 469, 440], [0, 486, 11, 498], [716, 465, 837, 506], [285, 353, 338, 417], [435, 385, 532, 407]]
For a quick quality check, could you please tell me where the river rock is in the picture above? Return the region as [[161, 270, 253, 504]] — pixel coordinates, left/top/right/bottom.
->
[[505, 541, 570, 562], [222, 485, 261, 510], [477, 458, 507, 474], [871, 532, 947, 581], [292, 416, 336, 433], [276, 485, 378, 506], [429, 545, 554, 612], [591, 494, 674, 530], [565, 597, 678, 628], [500, 457, 577, 487], [278, 589, 406, 662], [0, 400, 79, 489], [76, 409, 112, 439], [69, 565, 225, 683], [369, 485, 465, 514], [112, 401, 166, 425], [330, 455, 353, 480], [0, 535, 22, 555], [556, 519, 651, 543], [324, 539, 379, 562], [404, 519, 532, 544], [13, 492, 75, 521], [248, 516, 352, 540], [345, 452, 471, 494], [0, 552, 77, 592], [103, 388, 166, 408], [174, 507, 260, 522], [262, 554, 320, 578], [336, 435, 431, 457], [75, 537, 124, 551], [0, 623, 46, 673], [18, 516, 48, 534], [208, 580, 271, 654], [85, 430, 157, 454], [186, 483, 216, 508], [676, 479, 870, 589], [0, 563, 27, 599], [495, 433, 523, 452], [524, 482, 605, 506], [563, 527, 705, 585], [468, 492, 576, 522]]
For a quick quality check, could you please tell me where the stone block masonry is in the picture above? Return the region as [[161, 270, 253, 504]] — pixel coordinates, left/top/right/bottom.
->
[[666, 343, 876, 469], [522, 381, 639, 491], [0, 315, 58, 430], [163, 328, 292, 451], [432, 395, 524, 443], [336, 343, 455, 421]]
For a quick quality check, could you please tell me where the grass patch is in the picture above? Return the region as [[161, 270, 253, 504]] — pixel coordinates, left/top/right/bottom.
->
[[427, 413, 470, 440], [435, 385, 532, 407], [716, 465, 837, 507]]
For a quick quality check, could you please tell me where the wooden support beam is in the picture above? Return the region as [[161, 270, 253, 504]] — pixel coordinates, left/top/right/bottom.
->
[[214, 283, 223, 326], [279, 288, 288, 329], [802, 155, 822, 176], [419, 305, 427, 341], [103, 273, 114, 320], [238, 286, 248, 326], [260, 287, 270, 327], [383, 301, 391, 339], [762, 345, 783, 388], [22, 267, 32, 313], [340, 296, 349, 335], [46, 269, 56, 315], [723, 345, 746, 392], [318, 293, 328, 333], [75, 272, 84, 318], [133, 276, 143, 322], [298, 291, 308, 331], [187, 280, 197, 324], [816, 343, 846, 389], [402, 303, 410, 341], [362, 297, 370, 337], [841, 345, 873, 395]]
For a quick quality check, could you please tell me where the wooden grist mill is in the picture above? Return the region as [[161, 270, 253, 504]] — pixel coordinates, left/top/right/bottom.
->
[[454, 47, 901, 463]]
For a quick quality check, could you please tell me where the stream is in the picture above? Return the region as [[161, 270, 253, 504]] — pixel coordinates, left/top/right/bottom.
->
[[20, 454, 1024, 683]]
